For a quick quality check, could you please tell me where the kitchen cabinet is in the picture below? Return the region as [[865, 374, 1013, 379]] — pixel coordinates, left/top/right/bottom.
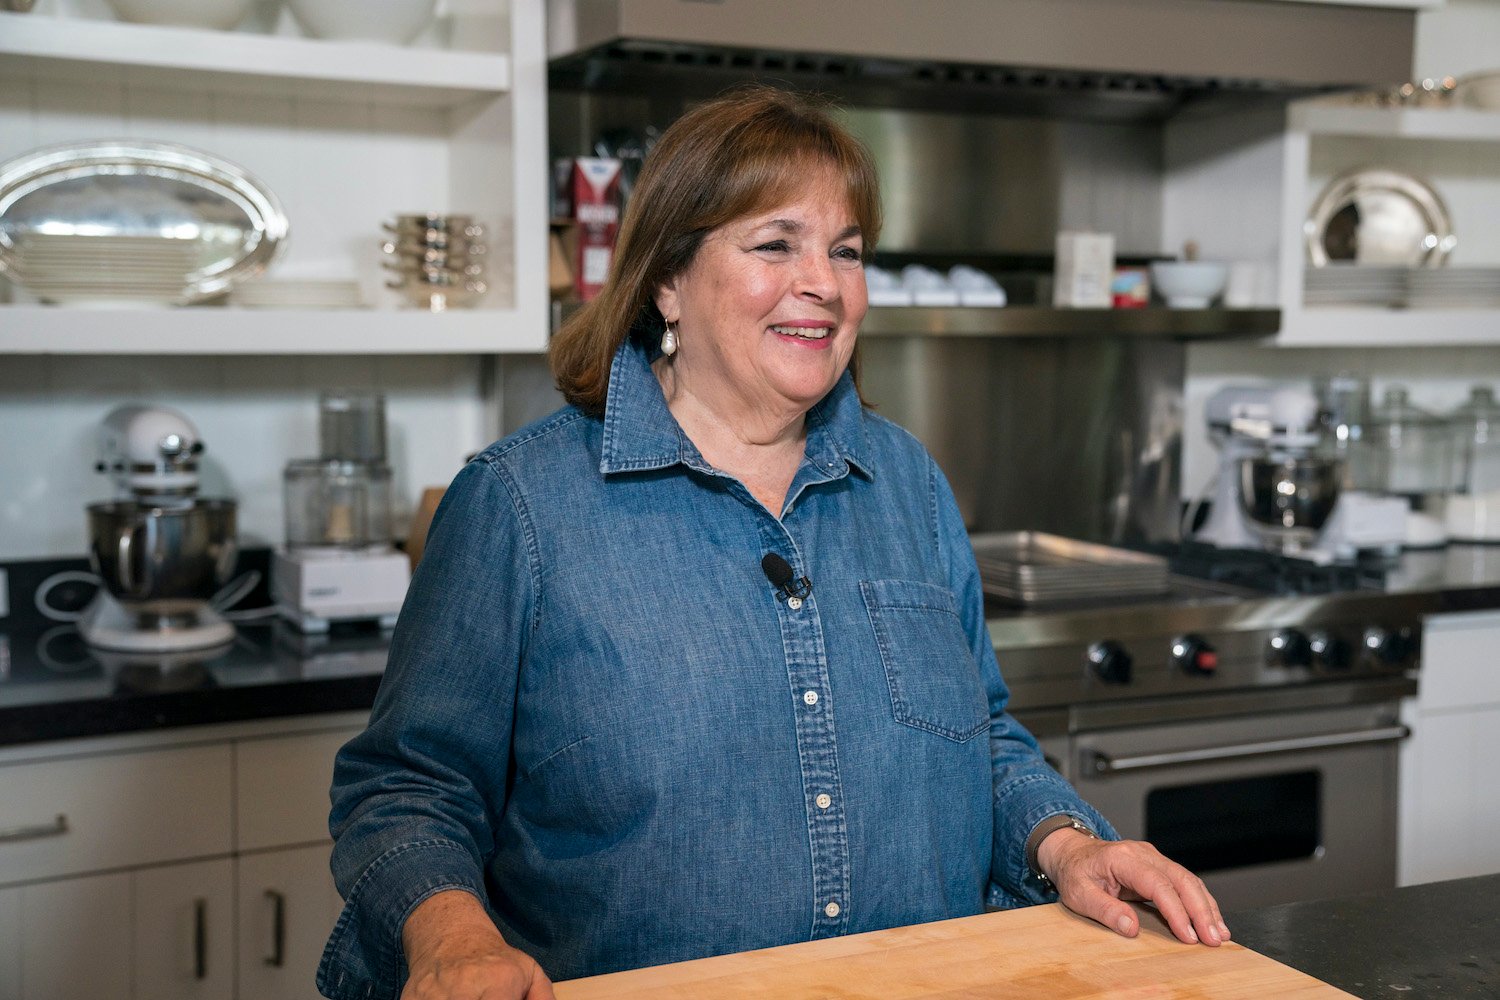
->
[[1163, 100, 1500, 347], [0, 1, 547, 355], [1398, 609, 1500, 885], [236, 845, 344, 1000], [134, 860, 236, 1000], [0, 713, 365, 999]]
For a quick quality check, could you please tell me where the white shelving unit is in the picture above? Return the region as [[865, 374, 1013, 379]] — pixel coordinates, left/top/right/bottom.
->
[[0, 2, 549, 355], [1163, 100, 1500, 347], [1281, 102, 1500, 346]]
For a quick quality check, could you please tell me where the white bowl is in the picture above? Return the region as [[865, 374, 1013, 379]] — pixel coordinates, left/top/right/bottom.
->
[[103, 0, 254, 30], [286, 0, 438, 44], [1150, 261, 1228, 308]]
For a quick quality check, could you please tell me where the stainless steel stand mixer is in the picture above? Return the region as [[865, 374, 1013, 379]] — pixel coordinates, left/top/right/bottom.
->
[[1197, 386, 1345, 558], [80, 405, 238, 652]]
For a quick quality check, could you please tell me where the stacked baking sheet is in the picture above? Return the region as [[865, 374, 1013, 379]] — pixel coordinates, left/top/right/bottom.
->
[[970, 532, 1170, 604]]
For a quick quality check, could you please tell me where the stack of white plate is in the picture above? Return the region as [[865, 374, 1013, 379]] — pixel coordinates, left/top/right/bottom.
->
[[6, 233, 219, 306], [231, 279, 364, 309], [1305, 265, 1500, 308]]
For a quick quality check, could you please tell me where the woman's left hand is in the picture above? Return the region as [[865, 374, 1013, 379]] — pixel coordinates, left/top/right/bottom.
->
[[1035, 829, 1230, 947]]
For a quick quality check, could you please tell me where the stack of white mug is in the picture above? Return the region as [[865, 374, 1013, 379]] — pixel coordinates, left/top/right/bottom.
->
[[381, 214, 487, 311]]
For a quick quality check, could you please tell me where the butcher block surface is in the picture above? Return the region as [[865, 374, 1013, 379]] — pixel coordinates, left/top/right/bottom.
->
[[554, 902, 1354, 999]]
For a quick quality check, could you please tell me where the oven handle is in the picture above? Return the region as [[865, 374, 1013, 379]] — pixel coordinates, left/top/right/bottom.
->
[[1082, 724, 1410, 775]]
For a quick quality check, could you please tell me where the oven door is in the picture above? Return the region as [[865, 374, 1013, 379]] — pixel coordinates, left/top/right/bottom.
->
[[1072, 700, 1407, 910]]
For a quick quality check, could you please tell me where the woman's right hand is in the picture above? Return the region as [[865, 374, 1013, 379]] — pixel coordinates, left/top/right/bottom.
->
[[401, 889, 557, 1000]]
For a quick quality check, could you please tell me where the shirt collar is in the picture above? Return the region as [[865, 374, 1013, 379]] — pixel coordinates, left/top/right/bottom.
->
[[598, 337, 875, 479]]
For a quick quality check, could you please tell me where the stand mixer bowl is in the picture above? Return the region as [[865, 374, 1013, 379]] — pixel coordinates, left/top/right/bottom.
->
[[87, 499, 238, 615], [1237, 456, 1344, 552]]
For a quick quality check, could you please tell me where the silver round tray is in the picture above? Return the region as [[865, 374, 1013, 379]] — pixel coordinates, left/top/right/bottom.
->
[[1304, 168, 1455, 269], [0, 140, 288, 305]]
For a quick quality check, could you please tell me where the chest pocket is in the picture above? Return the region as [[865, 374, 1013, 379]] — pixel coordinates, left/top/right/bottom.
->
[[860, 579, 990, 743]]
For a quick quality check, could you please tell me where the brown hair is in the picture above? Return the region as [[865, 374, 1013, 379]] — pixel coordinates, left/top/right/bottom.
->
[[549, 85, 883, 414]]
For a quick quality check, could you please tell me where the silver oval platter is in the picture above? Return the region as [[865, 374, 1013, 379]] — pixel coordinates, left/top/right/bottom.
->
[[0, 140, 288, 306], [1304, 168, 1455, 268]]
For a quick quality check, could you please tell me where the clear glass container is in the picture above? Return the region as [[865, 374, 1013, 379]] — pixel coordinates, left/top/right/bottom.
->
[[1367, 386, 1454, 546], [283, 458, 394, 549], [1316, 372, 1380, 490], [1446, 385, 1500, 541], [318, 391, 387, 464]]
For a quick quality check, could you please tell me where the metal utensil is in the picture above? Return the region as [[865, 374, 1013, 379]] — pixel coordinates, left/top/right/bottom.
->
[[1304, 168, 1455, 268]]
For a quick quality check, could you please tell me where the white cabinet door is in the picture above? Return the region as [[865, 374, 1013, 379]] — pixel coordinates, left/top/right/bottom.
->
[[0, 885, 18, 1000], [237, 845, 343, 1000], [235, 727, 362, 852], [134, 859, 235, 1000], [1400, 610, 1500, 884], [11, 872, 132, 1000]]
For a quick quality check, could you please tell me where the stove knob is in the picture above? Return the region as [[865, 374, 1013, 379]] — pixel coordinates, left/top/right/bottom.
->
[[1171, 634, 1218, 676], [1267, 629, 1312, 669], [1087, 641, 1133, 685], [1310, 631, 1351, 671], [1364, 626, 1415, 667]]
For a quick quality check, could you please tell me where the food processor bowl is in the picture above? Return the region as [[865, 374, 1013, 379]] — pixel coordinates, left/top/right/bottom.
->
[[86, 499, 238, 613], [1237, 455, 1344, 553]]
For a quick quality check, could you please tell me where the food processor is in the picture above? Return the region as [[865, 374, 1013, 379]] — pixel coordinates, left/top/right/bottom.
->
[[80, 405, 238, 652], [272, 391, 410, 632]]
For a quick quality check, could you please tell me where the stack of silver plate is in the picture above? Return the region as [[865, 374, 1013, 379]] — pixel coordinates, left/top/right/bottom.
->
[[381, 214, 487, 311], [970, 531, 1170, 605], [1305, 265, 1500, 309]]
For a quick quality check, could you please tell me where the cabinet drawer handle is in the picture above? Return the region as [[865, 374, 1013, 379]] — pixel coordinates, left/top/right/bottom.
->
[[194, 898, 207, 980], [0, 814, 68, 843], [264, 889, 286, 968]]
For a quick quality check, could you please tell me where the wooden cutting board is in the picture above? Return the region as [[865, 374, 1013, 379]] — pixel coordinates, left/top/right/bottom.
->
[[554, 903, 1354, 999]]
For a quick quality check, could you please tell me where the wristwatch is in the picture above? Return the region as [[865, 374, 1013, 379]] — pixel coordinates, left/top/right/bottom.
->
[[1026, 814, 1098, 889]]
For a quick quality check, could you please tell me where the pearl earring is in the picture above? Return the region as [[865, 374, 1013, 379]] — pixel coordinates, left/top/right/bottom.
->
[[661, 322, 678, 357]]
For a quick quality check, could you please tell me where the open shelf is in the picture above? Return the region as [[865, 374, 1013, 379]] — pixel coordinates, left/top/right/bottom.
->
[[859, 306, 1279, 339], [0, 12, 511, 107], [1291, 103, 1500, 143], [1277, 307, 1500, 346], [0, 305, 547, 354]]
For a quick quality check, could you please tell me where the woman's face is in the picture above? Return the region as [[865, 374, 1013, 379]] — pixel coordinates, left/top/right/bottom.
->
[[654, 169, 868, 417]]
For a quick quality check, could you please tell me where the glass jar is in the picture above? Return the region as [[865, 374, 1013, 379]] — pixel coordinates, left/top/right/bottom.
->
[[1367, 386, 1454, 547], [1446, 385, 1500, 541]]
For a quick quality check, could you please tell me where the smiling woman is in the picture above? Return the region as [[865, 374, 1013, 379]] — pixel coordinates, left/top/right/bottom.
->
[[318, 85, 1228, 1000]]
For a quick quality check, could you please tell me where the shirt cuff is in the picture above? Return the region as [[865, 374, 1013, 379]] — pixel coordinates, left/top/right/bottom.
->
[[317, 838, 488, 1000]]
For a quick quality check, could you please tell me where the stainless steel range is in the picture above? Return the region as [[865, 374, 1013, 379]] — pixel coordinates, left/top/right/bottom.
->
[[991, 541, 1431, 910]]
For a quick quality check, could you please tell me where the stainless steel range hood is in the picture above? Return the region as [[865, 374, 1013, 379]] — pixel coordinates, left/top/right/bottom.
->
[[548, 0, 1416, 119]]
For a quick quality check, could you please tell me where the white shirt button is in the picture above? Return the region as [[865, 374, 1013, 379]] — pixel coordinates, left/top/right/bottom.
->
[[816, 793, 832, 809], [788, 596, 803, 610], [824, 901, 841, 918], [803, 690, 819, 706]]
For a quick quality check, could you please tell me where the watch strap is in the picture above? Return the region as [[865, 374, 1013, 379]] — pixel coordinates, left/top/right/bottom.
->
[[1026, 814, 1098, 887]]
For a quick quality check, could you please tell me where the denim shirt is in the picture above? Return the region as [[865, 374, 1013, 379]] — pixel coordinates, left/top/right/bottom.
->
[[318, 338, 1115, 999]]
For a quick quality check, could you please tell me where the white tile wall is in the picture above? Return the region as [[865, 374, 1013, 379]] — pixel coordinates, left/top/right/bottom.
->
[[0, 355, 493, 559]]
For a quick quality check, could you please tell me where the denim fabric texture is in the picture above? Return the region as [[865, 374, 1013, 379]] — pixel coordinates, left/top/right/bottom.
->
[[318, 337, 1116, 1000]]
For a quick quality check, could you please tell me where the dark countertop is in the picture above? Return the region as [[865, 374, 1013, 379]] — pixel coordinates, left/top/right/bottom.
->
[[1228, 874, 1500, 998], [0, 619, 385, 746]]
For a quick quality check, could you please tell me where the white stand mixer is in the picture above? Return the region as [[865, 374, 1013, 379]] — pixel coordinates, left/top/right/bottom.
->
[[80, 406, 239, 652], [1197, 386, 1405, 561]]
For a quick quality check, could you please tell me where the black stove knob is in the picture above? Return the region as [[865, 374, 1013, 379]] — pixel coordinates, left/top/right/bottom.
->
[[1171, 634, 1218, 676], [1267, 629, 1312, 669], [1087, 640, 1133, 685], [1310, 631, 1351, 671], [1364, 626, 1415, 667]]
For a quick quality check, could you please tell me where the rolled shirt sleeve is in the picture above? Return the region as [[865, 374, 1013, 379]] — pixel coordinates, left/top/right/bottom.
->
[[926, 456, 1119, 909], [318, 457, 537, 1000]]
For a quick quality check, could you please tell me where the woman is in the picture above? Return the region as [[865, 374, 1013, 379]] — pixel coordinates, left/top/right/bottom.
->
[[319, 87, 1227, 1000]]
